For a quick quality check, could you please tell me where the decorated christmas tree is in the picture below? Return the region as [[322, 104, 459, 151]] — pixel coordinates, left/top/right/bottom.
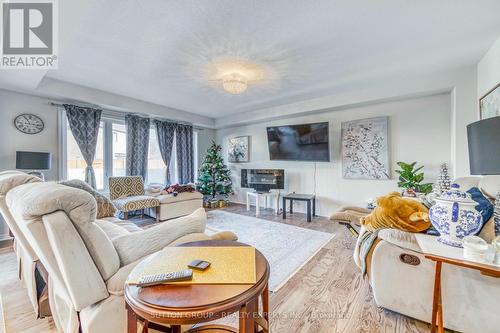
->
[[196, 141, 233, 199], [494, 192, 500, 236], [435, 163, 451, 195]]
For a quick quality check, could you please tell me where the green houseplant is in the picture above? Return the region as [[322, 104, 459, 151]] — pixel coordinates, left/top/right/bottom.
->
[[395, 161, 433, 195]]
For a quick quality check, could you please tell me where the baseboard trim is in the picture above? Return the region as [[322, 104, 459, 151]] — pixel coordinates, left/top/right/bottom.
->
[[0, 238, 13, 249]]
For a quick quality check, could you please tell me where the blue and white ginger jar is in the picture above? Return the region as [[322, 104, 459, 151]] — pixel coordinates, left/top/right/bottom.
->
[[429, 183, 483, 247]]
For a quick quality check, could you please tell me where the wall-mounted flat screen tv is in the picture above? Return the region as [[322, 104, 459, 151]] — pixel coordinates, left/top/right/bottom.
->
[[266, 122, 330, 161]]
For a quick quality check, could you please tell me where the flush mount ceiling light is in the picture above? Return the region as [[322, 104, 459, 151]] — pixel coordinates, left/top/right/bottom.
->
[[205, 57, 267, 95], [222, 73, 248, 94]]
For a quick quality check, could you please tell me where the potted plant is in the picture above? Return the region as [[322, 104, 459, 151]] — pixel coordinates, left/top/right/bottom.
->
[[395, 161, 433, 196]]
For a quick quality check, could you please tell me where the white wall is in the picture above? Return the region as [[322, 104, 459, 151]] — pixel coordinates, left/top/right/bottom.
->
[[0, 89, 59, 240], [215, 67, 477, 179], [0, 90, 60, 179], [477, 36, 500, 99], [196, 127, 216, 170], [217, 93, 451, 217], [0, 88, 215, 241]]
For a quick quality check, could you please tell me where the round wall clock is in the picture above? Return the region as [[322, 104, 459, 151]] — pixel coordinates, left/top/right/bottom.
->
[[14, 114, 45, 134]]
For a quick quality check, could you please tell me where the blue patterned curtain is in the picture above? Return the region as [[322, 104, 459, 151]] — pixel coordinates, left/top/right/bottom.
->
[[154, 120, 177, 185], [125, 114, 150, 180], [176, 124, 194, 184], [64, 104, 102, 188]]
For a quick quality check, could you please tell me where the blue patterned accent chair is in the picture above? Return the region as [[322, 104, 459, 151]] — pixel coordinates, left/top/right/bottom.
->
[[108, 176, 160, 220]]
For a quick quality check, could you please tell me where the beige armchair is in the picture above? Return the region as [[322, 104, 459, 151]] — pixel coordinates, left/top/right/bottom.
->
[[354, 176, 500, 333], [3, 175, 237, 333], [109, 176, 160, 220]]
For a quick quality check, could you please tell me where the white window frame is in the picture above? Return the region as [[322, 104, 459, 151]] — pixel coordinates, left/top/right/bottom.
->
[[59, 107, 199, 189]]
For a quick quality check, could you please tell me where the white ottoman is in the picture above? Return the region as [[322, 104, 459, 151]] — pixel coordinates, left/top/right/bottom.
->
[[149, 192, 204, 222]]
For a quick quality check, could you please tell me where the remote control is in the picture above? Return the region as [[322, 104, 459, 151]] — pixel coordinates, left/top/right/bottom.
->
[[188, 259, 211, 271], [137, 269, 193, 287]]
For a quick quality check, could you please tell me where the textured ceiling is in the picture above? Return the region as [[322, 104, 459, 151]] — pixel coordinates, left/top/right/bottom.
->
[[47, 0, 500, 118]]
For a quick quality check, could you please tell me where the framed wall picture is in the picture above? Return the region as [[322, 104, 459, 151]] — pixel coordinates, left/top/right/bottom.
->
[[480, 82, 500, 120], [341, 116, 390, 180], [228, 136, 250, 162]]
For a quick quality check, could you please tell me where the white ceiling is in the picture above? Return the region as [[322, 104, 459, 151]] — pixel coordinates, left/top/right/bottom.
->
[[44, 0, 500, 118]]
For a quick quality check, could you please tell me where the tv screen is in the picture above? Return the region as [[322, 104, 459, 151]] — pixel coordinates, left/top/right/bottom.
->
[[267, 122, 330, 161]]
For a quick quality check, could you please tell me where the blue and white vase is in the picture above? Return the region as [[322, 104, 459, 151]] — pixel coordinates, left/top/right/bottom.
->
[[429, 183, 483, 247]]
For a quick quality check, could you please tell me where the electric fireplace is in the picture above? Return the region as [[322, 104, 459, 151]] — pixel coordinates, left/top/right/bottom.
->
[[241, 169, 284, 192]]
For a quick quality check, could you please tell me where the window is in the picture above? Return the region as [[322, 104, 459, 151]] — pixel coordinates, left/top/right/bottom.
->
[[147, 127, 167, 184], [147, 127, 178, 185], [112, 123, 127, 177], [66, 122, 105, 189], [61, 108, 198, 189]]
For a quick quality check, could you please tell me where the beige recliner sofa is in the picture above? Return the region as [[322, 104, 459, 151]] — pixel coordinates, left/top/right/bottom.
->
[[354, 175, 500, 333], [0, 170, 50, 317], [3, 173, 236, 333]]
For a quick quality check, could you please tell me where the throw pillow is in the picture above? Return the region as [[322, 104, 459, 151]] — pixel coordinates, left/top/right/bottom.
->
[[467, 187, 494, 233], [60, 179, 117, 218], [360, 191, 430, 232], [164, 183, 196, 196]]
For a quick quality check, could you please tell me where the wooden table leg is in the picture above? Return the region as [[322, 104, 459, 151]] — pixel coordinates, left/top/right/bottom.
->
[[171, 326, 181, 333], [127, 304, 137, 333], [142, 320, 148, 333], [262, 284, 270, 332], [438, 292, 444, 333], [240, 303, 248, 333], [431, 261, 442, 333], [240, 300, 257, 333]]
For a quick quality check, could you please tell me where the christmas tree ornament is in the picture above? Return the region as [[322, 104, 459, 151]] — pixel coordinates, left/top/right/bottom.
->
[[434, 163, 451, 195]]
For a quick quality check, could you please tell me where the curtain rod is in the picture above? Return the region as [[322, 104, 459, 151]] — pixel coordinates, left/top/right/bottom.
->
[[49, 101, 205, 130]]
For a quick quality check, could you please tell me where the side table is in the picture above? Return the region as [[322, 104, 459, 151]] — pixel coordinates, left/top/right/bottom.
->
[[282, 193, 316, 222], [125, 240, 270, 333], [246, 191, 279, 216], [415, 234, 500, 333]]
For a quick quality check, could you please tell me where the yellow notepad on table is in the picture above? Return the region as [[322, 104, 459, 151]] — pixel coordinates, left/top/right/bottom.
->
[[127, 246, 256, 285]]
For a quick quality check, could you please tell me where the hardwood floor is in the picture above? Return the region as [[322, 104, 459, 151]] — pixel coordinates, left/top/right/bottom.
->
[[211, 204, 433, 333], [0, 247, 56, 332], [0, 204, 434, 332]]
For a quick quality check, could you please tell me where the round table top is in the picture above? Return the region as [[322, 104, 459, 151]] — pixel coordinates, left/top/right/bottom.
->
[[124, 240, 270, 325]]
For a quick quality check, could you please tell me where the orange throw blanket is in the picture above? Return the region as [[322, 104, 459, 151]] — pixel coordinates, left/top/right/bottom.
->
[[360, 192, 430, 232]]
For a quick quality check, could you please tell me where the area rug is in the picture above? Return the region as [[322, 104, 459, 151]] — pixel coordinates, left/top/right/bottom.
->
[[206, 210, 334, 292]]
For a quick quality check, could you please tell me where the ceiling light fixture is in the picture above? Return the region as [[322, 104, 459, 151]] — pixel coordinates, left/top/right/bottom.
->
[[222, 73, 248, 94]]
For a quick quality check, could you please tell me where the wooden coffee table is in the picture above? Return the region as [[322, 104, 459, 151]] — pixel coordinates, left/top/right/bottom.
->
[[125, 240, 270, 333]]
